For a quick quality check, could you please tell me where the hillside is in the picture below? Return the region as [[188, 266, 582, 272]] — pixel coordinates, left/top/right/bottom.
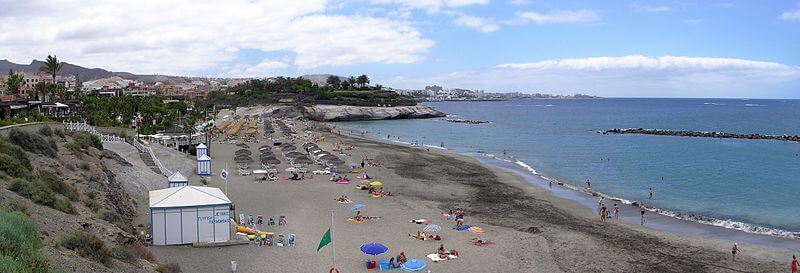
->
[[0, 59, 206, 85], [0, 125, 172, 273]]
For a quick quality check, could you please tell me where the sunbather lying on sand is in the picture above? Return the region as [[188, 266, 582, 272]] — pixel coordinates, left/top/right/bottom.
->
[[471, 238, 495, 246], [334, 195, 351, 203]]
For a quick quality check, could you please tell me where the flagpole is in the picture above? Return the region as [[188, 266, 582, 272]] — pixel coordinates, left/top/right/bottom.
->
[[224, 162, 229, 195], [331, 210, 336, 269]]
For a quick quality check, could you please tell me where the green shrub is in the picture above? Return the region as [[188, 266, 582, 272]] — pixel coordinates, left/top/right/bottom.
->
[[54, 128, 65, 138], [38, 171, 79, 201], [83, 199, 99, 212], [156, 262, 182, 273], [0, 210, 49, 273], [79, 163, 91, 170], [130, 243, 156, 263], [59, 232, 111, 266], [0, 199, 28, 215], [7, 129, 57, 157], [7, 178, 75, 215], [0, 139, 31, 170], [53, 198, 76, 215], [98, 210, 132, 233], [0, 154, 31, 179], [72, 132, 102, 150], [111, 245, 136, 263], [38, 126, 53, 137]]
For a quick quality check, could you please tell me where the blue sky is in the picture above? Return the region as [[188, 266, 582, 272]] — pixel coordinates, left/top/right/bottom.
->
[[2, 0, 799, 98]]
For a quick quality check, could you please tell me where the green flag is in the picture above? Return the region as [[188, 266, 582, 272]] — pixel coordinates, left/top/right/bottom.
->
[[317, 228, 331, 252]]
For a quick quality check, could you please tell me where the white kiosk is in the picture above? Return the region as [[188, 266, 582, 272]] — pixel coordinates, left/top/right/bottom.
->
[[196, 143, 208, 158], [197, 154, 212, 176], [149, 186, 232, 245], [167, 171, 189, 188]]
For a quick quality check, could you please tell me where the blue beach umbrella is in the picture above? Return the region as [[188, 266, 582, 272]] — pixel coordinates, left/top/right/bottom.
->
[[360, 242, 388, 256], [350, 204, 365, 211], [401, 259, 427, 272]]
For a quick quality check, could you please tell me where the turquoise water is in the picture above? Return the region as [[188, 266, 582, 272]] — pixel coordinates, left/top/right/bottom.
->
[[338, 99, 800, 238]]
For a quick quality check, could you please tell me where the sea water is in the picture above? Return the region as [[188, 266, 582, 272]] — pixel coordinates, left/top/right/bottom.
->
[[337, 98, 800, 239]]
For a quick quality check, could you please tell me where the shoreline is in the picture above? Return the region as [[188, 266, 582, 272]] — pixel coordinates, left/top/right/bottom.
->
[[334, 127, 800, 250]]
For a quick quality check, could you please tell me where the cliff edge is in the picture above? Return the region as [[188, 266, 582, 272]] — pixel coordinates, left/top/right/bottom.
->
[[303, 104, 445, 121]]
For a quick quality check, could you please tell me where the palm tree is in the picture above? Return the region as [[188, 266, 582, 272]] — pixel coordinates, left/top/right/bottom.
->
[[40, 55, 63, 98], [347, 76, 356, 90], [326, 75, 341, 89], [183, 118, 197, 150], [4, 73, 23, 96], [356, 74, 369, 88]]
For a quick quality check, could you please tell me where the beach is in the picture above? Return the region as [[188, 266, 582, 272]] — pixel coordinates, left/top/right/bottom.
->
[[145, 123, 793, 273]]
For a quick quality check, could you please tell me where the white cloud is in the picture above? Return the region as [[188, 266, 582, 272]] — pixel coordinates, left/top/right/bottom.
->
[[453, 14, 500, 32], [516, 10, 600, 24], [384, 56, 800, 98], [0, 0, 435, 75], [369, 0, 488, 12], [779, 5, 800, 21], [221, 59, 289, 78], [644, 6, 671, 12]]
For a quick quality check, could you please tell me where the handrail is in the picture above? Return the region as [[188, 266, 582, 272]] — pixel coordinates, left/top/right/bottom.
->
[[63, 121, 173, 177]]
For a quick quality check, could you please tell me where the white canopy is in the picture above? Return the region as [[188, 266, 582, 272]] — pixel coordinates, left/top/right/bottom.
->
[[196, 143, 207, 149], [198, 154, 211, 161], [168, 171, 188, 182], [149, 186, 231, 208]]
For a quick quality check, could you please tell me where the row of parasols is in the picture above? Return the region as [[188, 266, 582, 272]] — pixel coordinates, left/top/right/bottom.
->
[[303, 142, 344, 166]]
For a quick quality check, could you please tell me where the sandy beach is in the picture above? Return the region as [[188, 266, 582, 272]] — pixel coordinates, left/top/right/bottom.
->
[[143, 121, 793, 273]]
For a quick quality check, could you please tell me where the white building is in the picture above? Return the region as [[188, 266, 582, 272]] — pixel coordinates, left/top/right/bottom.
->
[[197, 154, 212, 176], [149, 186, 232, 245], [167, 171, 189, 188]]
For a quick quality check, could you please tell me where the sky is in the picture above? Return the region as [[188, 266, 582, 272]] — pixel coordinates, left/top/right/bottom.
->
[[1, 0, 799, 98]]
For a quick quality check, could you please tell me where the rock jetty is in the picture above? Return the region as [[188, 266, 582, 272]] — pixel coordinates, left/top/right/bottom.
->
[[445, 119, 490, 124], [602, 128, 800, 143]]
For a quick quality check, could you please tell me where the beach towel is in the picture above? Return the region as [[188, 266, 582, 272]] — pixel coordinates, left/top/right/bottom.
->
[[409, 219, 429, 225], [348, 218, 367, 223], [452, 225, 471, 231], [335, 180, 350, 184], [426, 253, 457, 262], [336, 200, 353, 204], [370, 194, 383, 198], [279, 177, 289, 181]]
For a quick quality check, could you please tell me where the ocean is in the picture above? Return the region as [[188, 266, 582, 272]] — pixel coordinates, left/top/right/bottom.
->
[[337, 98, 800, 240]]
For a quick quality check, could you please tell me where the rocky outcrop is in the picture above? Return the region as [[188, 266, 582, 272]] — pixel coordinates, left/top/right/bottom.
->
[[303, 104, 445, 121]]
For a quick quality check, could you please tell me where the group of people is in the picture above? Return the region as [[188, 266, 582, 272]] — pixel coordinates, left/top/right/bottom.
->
[[597, 201, 619, 223], [437, 244, 459, 260], [387, 251, 407, 268], [446, 208, 466, 227], [244, 214, 286, 226], [334, 195, 351, 203], [408, 231, 440, 241]]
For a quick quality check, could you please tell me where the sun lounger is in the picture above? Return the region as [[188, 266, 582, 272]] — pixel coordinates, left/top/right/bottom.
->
[[378, 260, 396, 271], [409, 219, 429, 225], [336, 200, 353, 204], [288, 233, 295, 246], [426, 253, 457, 262]]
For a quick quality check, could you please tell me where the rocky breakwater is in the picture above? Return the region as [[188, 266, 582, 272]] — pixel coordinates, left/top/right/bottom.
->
[[603, 128, 800, 143], [303, 104, 445, 121]]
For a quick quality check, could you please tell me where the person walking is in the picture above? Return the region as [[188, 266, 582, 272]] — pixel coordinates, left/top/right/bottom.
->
[[639, 203, 646, 225], [792, 255, 799, 273], [731, 243, 739, 264], [613, 204, 619, 222], [599, 204, 607, 223]]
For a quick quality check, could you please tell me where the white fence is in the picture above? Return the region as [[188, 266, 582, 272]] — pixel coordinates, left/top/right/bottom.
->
[[63, 121, 173, 177], [133, 140, 173, 177]]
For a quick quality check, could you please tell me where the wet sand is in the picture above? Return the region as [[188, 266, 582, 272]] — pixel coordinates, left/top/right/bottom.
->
[[146, 127, 792, 273]]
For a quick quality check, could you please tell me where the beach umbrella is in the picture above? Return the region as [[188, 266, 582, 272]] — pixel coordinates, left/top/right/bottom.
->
[[236, 143, 249, 148], [259, 145, 271, 149], [285, 151, 306, 158], [468, 226, 484, 234], [261, 157, 280, 165], [350, 204, 365, 211], [281, 145, 297, 151], [369, 181, 382, 186], [285, 167, 298, 172], [423, 224, 441, 233], [292, 157, 314, 164], [235, 149, 252, 155], [401, 259, 427, 272], [360, 243, 388, 256]]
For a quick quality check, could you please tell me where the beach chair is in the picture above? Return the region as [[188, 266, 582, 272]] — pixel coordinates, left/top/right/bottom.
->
[[256, 215, 263, 225], [268, 217, 275, 226], [238, 168, 251, 176], [238, 214, 246, 225], [279, 215, 286, 226], [288, 233, 295, 246], [277, 233, 285, 247]]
